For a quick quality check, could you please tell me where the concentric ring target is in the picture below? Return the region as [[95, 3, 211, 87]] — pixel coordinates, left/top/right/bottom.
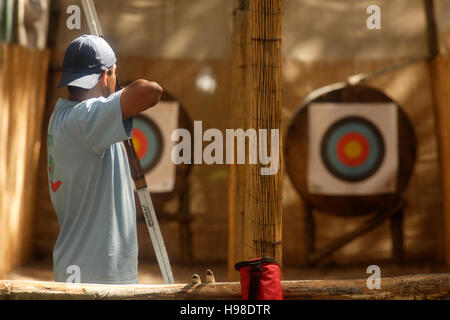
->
[[320, 116, 385, 182], [131, 114, 164, 173]]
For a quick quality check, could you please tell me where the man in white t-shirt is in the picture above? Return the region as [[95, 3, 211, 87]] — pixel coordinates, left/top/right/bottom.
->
[[47, 34, 163, 284]]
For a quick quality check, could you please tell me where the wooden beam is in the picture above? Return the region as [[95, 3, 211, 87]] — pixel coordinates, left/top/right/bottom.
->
[[228, 4, 251, 281], [429, 55, 450, 267], [1, 273, 450, 300], [424, 0, 439, 58], [425, 0, 450, 266]]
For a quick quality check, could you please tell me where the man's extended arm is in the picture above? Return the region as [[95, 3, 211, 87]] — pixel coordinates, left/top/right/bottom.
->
[[120, 79, 163, 120]]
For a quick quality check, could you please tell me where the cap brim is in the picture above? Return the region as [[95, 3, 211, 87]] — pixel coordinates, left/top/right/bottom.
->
[[58, 71, 102, 89]]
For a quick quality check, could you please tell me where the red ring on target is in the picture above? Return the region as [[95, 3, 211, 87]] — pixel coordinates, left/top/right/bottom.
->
[[336, 132, 370, 167], [132, 128, 149, 160]]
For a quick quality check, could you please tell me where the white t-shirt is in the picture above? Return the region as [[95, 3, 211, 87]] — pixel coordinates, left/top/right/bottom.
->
[[47, 90, 138, 284]]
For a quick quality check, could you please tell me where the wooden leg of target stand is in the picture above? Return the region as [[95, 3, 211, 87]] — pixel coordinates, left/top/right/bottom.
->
[[390, 207, 404, 265], [303, 202, 315, 266], [307, 201, 406, 266]]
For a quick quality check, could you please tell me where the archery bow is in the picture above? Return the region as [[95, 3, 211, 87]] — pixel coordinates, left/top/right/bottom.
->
[[81, 0, 174, 284]]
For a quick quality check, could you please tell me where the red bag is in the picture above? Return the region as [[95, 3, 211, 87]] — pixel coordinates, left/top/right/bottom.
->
[[235, 257, 283, 300]]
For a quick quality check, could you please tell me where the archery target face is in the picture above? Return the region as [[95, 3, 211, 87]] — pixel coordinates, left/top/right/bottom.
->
[[132, 101, 179, 193], [308, 103, 398, 195], [320, 116, 385, 182], [132, 115, 163, 173]]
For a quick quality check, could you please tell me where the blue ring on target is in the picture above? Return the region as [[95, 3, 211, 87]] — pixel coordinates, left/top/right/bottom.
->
[[132, 115, 164, 173], [320, 116, 385, 182]]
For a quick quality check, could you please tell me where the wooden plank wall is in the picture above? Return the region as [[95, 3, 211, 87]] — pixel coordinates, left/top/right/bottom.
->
[[0, 43, 50, 277]]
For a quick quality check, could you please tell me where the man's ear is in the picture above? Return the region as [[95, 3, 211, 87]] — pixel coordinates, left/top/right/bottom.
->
[[99, 70, 108, 86]]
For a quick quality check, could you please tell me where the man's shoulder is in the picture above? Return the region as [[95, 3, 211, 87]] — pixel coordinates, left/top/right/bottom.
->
[[49, 99, 87, 139], [52, 98, 96, 123], [55, 97, 79, 109]]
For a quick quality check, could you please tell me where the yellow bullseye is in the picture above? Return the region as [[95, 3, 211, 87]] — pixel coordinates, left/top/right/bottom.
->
[[132, 134, 141, 153], [344, 140, 362, 159]]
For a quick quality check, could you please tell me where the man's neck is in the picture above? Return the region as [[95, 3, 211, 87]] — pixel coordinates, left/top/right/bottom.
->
[[68, 86, 103, 102]]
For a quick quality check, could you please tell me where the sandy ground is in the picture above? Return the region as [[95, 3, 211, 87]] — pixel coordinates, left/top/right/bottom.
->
[[4, 258, 450, 284]]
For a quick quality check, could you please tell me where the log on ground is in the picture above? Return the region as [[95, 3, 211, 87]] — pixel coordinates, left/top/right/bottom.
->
[[1, 273, 450, 300]]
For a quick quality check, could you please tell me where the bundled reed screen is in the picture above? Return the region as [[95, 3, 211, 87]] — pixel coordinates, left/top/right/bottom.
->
[[0, 43, 50, 276], [243, 0, 284, 263]]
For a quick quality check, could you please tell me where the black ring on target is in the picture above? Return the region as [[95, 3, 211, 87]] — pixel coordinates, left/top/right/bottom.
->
[[320, 116, 385, 183], [131, 114, 164, 173]]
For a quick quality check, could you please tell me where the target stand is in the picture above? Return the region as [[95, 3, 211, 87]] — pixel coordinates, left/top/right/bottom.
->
[[285, 85, 417, 266]]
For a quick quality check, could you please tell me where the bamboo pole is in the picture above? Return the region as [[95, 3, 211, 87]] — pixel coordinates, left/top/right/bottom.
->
[[228, 1, 251, 281], [242, 0, 283, 263], [2, 273, 450, 300]]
